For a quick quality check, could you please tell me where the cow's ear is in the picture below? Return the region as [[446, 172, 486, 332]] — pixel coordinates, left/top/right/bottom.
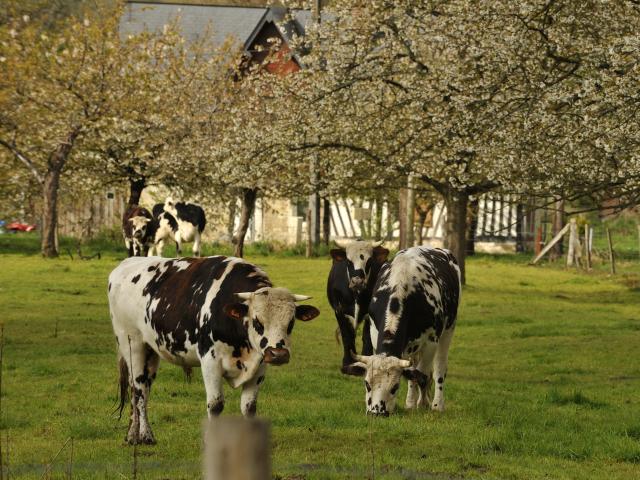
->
[[223, 303, 249, 320], [402, 368, 429, 389], [343, 362, 367, 376], [295, 305, 320, 321], [373, 246, 390, 263], [330, 249, 347, 262]]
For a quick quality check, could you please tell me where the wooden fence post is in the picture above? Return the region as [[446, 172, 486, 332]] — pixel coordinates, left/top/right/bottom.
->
[[584, 224, 591, 270], [566, 218, 582, 268], [606, 227, 616, 275], [203, 417, 270, 480], [531, 222, 571, 264]]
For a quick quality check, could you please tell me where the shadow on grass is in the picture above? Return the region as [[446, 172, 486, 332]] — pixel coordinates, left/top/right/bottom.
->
[[546, 388, 607, 409]]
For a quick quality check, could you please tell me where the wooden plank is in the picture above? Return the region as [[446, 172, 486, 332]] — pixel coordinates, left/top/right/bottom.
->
[[203, 417, 270, 480], [606, 227, 616, 275], [531, 222, 570, 264]]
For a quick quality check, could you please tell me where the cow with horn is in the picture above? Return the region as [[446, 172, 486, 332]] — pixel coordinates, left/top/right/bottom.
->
[[350, 246, 461, 416]]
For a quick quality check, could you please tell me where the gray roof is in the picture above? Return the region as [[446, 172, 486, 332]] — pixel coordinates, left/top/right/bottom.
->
[[120, 2, 318, 52]]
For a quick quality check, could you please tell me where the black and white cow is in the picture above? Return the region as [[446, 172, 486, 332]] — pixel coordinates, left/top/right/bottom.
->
[[108, 256, 320, 444], [351, 246, 461, 416], [327, 240, 389, 375], [149, 198, 206, 257], [122, 206, 157, 257]]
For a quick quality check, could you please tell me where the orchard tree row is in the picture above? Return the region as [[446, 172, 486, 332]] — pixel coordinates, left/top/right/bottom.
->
[[1, 0, 639, 279]]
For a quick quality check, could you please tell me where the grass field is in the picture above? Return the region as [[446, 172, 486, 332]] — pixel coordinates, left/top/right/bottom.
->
[[1, 238, 639, 479]]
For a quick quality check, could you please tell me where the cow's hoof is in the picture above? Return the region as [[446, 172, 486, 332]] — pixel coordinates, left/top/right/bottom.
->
[[140, 433, 156, 445], [341, 364, 365, 376]]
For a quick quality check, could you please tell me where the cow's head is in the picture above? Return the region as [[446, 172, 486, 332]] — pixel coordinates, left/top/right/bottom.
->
[[330, 240, 389, 294], [129, 216, 151, 240], [351, 353, 428, 416], [223, 287, 320, 366]]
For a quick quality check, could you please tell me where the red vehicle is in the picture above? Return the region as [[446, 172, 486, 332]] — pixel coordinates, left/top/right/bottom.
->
[[6, 222, 37, 232]]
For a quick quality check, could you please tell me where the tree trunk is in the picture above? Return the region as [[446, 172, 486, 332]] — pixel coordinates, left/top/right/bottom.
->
[[234, 188, 258, 258], [415, 206, 429, 246], [41, 130, 79, 258], [444, 190, 469, 285], [41, 168, 62, 258], [466, 198, 479, 256], [398, 187, 407, 249], [551, 198, 565, 260], [128, 177, 146, 206], [322, 197, 331, 245], [374, 199, 383, 239], [306, 192, 320, 257], [515, 203, 525, 253]]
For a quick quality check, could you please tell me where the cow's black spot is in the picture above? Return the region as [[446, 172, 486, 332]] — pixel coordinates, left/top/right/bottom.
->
[[360, 254, 364, 260], [275, 339, 285, 349], [208, 401, 224, 416], [253, 318, 264, 335], [287, 319, 295, 335], [147, 266, 155, 272], [236, 360, 243, 370], [365, 381, 371, 392], [108, 282, 112, 292], [438, 386, 443, 391], [257, 375, 265, 385], [437, 377, 443, 384], [245, 401, 257, 417], [367, 397, 372, 405], [383, 330, 394, 342], [232, 346, 242, 358], [260, 337, 268, 349], [131, 274, 141, 284], [389, 297, 400, 314], [390, 383, 400, 394]]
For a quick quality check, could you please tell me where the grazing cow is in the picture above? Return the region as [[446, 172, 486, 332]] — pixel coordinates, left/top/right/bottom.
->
[[108, 256, 320, 444], [327, 240, 389, 375], [147, 207, 179, 257], [150, 198, 206, 257], [351, 246, 461, 416], [122, 206, 157, 257]]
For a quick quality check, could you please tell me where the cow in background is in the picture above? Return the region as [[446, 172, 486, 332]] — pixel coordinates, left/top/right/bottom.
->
[[351, 246, 461, 416], [122, 206, 156, 257], [149, 198, 206, 257], [327, 240, 389, 376]]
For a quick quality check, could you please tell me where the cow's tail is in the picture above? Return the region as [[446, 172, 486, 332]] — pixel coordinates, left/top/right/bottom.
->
[[117, 353, 130, 420], [334, 327, 341, 345]]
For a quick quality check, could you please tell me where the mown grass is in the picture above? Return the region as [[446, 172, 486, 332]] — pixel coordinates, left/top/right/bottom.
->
[[0, 239, 639, 479]]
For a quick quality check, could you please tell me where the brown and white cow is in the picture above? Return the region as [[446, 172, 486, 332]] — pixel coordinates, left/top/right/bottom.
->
[[122, 206, 156, 257], [108, 256, 320, 444]]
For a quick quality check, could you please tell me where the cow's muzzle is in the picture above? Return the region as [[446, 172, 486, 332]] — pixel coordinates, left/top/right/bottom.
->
[[349, 276, 366, 293], [263, 347, 290, 365], [367, 410, 390, 417]]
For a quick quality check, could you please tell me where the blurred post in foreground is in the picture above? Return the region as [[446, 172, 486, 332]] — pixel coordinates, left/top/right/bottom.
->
[[203, 417, 270, 480]]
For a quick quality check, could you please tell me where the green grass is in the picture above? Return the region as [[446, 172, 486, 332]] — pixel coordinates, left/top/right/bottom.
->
[[1, 242, 640, 479]]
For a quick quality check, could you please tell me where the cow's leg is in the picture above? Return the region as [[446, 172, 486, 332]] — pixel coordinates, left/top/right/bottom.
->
[[174, 231, 183, 256], [240, 365, 266, 417], [119, 336, 158, 444], [409, 341, 437, 409], [431, 327, 455, 412], [125, 238, 133, 257], [335, 310, 358, 375], [361, 315, 374, 356], [155, 239, 165, 257], [192, 231, 201, 257], [136, 346, 159, 444], [201, 353, 224, 417]]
